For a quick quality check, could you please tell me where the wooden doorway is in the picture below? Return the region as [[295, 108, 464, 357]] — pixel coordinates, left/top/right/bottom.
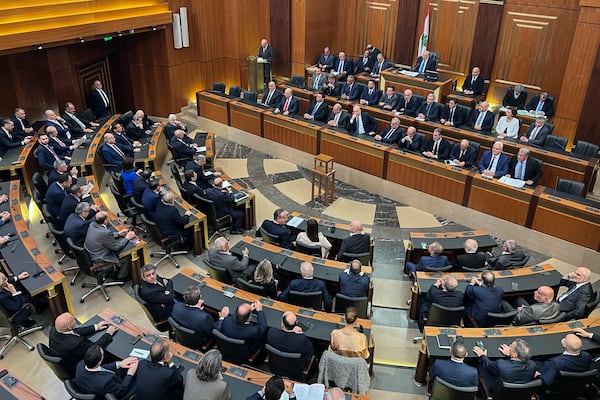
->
[[78, 58, 114, 114]]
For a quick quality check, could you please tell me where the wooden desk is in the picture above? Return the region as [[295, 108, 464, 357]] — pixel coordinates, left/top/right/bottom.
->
[[0, 138, 38, 196], [0, 363, 44, 399], [380, 70, 454, 102], [196, 91, 232, 125], [229, 101, 267, 137], [263, 113, 320, 154], [406, 230, 497, 264], [217, 169, 256, 230], [136, 121, 169, 170]]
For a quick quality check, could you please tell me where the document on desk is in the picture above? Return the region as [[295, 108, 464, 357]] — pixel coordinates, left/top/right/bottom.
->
[[222, 180, 232, 188], [81, 182, 94, 199], [498, 176, 526, 188], [399, 70, 419, 77], [195, 146, 207, 152], [293, 383, 325, 400], [287, 216, 304, 228], [129, 348, 150, 359]]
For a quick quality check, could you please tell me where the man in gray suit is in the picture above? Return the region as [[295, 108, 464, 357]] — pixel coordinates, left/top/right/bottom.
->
[[85, 211, 137, 279], [207, 237, 253, 281]]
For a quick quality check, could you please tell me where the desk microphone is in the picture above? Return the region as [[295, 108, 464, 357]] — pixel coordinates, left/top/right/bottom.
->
[[10, 241, 19, 253]]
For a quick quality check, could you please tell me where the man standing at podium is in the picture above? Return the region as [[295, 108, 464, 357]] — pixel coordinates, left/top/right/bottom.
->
[[258, 38, 273, 85]]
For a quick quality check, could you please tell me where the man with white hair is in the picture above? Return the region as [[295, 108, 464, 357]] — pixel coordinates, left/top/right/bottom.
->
[[486, 239, 527, 270], [207, 237, 252, 281], [505, 147, 543, 186], [456, 239, 487, 269], [557, 267, 593, 320], [477, 141, 510, 178], [280, 262, 332, 311], [153, 191, 193, 250], [274, 88, 299, 116], [164, 113, 187, 140], [337, 220, 371, 262], [327, 387, 345, 400]]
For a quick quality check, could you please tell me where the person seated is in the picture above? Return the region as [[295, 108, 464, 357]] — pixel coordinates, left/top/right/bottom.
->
[[135, 339, 184, 400], [126, 110, 152, 143], [329, 307, 369, 359], [296, 219, 332, 258], [317, 46, 335, 71], [207, 237, 252, 281], [183, 349, 230, 400], [439, 98, 467, 127], [0, 271, 37, 328], [58, 183, 98, 230], [472, 339, 536, 394], [154, 191, 193, 250], [141, 178, 161, 219], [250, 259, 278, 298], [416, 93, 441, 122], [456, 239, 487, 269], [464, 271, 504, 327], [369, 117, 403, 144], [450, 139, 477, 168], [273, 88, 299, 116], [48, 160, 78, 185], [139, 264, 176, 322], [303, 93, 329, 122], [378, 86, 400, 110], [332, 52, 353, 81], [61, 101, 98, 138], [355, 50, 374, 74], [370, 53, 391, 78], [101, 133, 127, 172], [466, 101, 494, 133], [112, 122, 140, 155], [46, 173, 72, 217], [258, 208, 295, 249], [462, 66, 484, 96], [216, 300, 266, 352], [182, 169, 207, 202], [428, 341, 478, 390], [405, 242, 449, 281], [164, 113, 188, 141], [308, 68, 327, 91], [132, 168, 153, 203], [170, 129, 198, 160], [414, 50, 437, 73], [327, 103, 351, 130], [205, 177, 245, 235], [519, 115, 549, 146], [503, 286, 560, 325], [359, 79, 381, 106], [495, 106, 520, 139], [262, 81, 283, 107], [557, 267, 593, 320], [184, 154, 219, 189], [323, 75, 343, 98], [526, 91, 554, 117], [336, 220, 371, 262], [74, 345, 137, 399], [280, 262, 333, 311], [395, 89, 421, 117], [398, 126, 423, 152], [535, 334, 592, 387], [37, 133, 64, 171], [120, 157, 140, 196], [419, 276, 463, 330], [486, 239, 527, 269], [246, 375, 294, 400], [44, 109, 73, 142], [477, 141, 510, 178], [267, 311, 314, 363], [171, 285, 221, 346], [47, 125, 84, 158], [502, 84, 527, 110], [339, 260, 370, 298], [0, 119, 31, 158], [49, 312, 117, 377], [421, 128, 451, 160], [64, 202, 96, 247], [348, 105, 377, 136], [340, 75, 362, 101], [10, 108, 34, 138], [504, 148, 543, 186]]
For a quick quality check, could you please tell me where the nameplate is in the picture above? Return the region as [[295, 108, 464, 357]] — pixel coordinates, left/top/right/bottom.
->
[[259, 298, 274, 306], [252, 239, 263, 246], [144, 333, 158, 342], [92, 192, 100, 198], [311, 257, 325, 264], [451, 167, 463, 172], [439, 328, 456, 335], [18, 156, 25, 161], [223, 287, 237, 297], [530, 265, 543, 272], [585, 207, 599, 213], [20, 231, 28, 238], [527, 326, 544, 333], [499, 270, 513, 276], [483, 329, 502, 336], [427, 273, 442, 278], [424, 233, 437, 238], [228, 366, 247, 378], [463, 231, 474, 236], [196, 281, 206, 290], [298, 309, 315, 317], [110, 315, 125, 325], [31, 248, 40, 256], [183, 350, 201, 361], [11, 198, 18, 206], [464, 273, 478, 279], [191, 273, 204, 281], [14, 214, 22, 221], [280, 249, 293, 256], [548, 195, 562, 202], [46, 266, 56, 274], [568, 321, 584, 329]]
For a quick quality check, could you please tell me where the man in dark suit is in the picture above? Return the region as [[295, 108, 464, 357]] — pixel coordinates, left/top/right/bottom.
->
[[308, 68, 327, 91], [505, 148, 543, 185], [464, 271, 504, 327], [359, 79, 381, 106], [317, 47, 335, 72], [396, 89, 422, 117], [135, 340, 184, 400], [207, 237, 252, 281], [132, 168, 152, 203], [112, 122, 140, 155], [74, 345, 137, 399], [370, 117, 403, 144], [274, 88, 300, 116], [205, 177, 245, 234], [164, 114, 187, 141], [473, 338, 537, 393], [258, 208, 295, 249], [370, 53, 391, 78], [216, 300, 267, 352], [64, 202, 96, 247], [440, 98, 468, 128], [171, 285, 223, 345], [61, 102, 98, 138], [536, 334, 592, 386], [182, 169, 206, 202], [398, 126, 424, 151], [348, 105, 377, 135], [478, 141, 511, 178], [88, 80, 111, 119], [455, 239, 487, 269], [466, 101, 494, 132], [323, 75, 343, 97], [36, 133, 62, 170], [339, 260, 370, 298], [557, 267, 593, 320], [0, 271, 36, 328], [429, 342, 478, 389], [46, 173, 72, 217], [366, 44, 381, 63], [416, 93, 441, 122], [154, 191, 193, 250], [47, 125, 84, 158], [58, 183, 97, 229], [332, 51, 353, 81], [44, 109, 73, 142], [267, 311, 314, 363], [184, 154, 216, 190], [414, 50, 437, 73], [280, 262, 333, 311], [126, 110, 152, 143], [49, 312, 117, 377], [462, 67, 484, 96], [519, 116, 550, 146], [502, 84, 527, 110], [422, 128, 452, 160], [337, 220, 371, 262], [419, 276, 463, 330], [378, 86, 400, 110], [450, 139, 478, 168], [262, 81, 283, 107], [303, 93, 329, 122], [405, 241, 449, 281], [340, 75, 362, 101], [326, 103, 351, 130], [10, 108, 34, 138], [139, 264, 176, 322], [170, 129, 198, 161], [487, 239, 528, 270], [355, 50, 374, 74], [48, 159, 78, 185], [526, 92, 554, 117], [101, 133, 127, 172], [258, 39, 273, 85], [0, 119, 31, 157]]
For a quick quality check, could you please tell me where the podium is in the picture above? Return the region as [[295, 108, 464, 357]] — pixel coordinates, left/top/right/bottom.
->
[[311, 154, 336, 206], [247, 56, 265, 93]]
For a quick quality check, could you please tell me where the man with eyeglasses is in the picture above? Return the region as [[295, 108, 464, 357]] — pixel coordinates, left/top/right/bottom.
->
[[557, 267, 593, 320]]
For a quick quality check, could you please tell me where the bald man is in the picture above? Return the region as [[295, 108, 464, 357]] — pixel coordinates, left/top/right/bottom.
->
[[509, 286, 561, 325], [536, 334, 592, 386], [266, 311, 314, 363], [216, 300, 266, 352], [414, 50, 437, 73], [205, 177, 245, 235], [462, 67, 483, 96], [280, 262, 332, 311], [336, 220, 371, 262], [455, 239, 487, 269], [258, 38, 273, 84], [558, 267, 593, 320], [450, 139, 478, 168], [467, 101, 494, 132], [420, 275, 463, 330], [274, 88, 299, 116]]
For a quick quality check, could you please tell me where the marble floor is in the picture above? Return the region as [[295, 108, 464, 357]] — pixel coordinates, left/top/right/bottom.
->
[[5, 110, 597, 399]]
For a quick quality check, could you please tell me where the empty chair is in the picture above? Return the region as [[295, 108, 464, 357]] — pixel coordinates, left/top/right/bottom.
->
[[258, 226, 280, 246], [141, 213, 187, 269], [170, 162, 183, 185], [213, 82, 226, 93], [572, 140, 599, 159], [334, 293, 369, 319], [295, 242, 321, 256], [243, 91, 258, 102], [32, 172, 48, 199], [168, 317, 209, 351], [583, 291, 600, 318], [424, 265, 453, 272], [212, 329, 261, 365], [109, 183, 147, 235], [413, 303, 464, 343], [483, 310, 518, 327], [194, 194, 232, 242], [339, 252, 370, 265], [544, 369, 598, 400], [0, 304, 43, 359], [288, 290, 322, 310], [556, 178, 586, 197], [460, 265, 489, 272], [317, 350, 370, 394], [228, 86, 242, 97], [132, 284, 171, 332], [544, 135, 567, 151], [37, 343, 71, 381], [482, 379, 542, 400], [291, 75, 305, 87], [48, 222, 80, 285], [428, 51, 440, 68], [118, 110, 134, 128], [265, 344, 315, 382], [236, 277, 266, 296], [469, 142, 481, 159], [204, 258, 233, 284], [430, 377, 477, 400], [508, 255, 530, 268]]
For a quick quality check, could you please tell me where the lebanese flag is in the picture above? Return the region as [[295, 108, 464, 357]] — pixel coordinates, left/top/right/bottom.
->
[[418, 0, 430, 56]]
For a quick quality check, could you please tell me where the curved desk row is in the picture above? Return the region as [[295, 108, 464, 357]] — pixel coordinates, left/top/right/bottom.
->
[[0, 363, 43, 400], [406, 230, 497, 264]]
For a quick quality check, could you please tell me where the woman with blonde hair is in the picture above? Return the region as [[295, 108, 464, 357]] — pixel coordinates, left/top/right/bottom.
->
[[252, 259, 278, 298]]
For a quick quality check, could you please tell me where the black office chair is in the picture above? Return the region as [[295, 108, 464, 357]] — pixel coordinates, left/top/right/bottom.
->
[[429, 51, 440, 67], [170, 162, 183, 185], [204, 259, 233, 284], [334, 293, 369, 319], [583, 291, 600, 318], [412, 94, 426, 109], [0, 304, 43, 359], [96, 144, 122, 173], [572, 140, 599, 159], [166, 140, 193, 166], [507, 255, 530, 269], [484, 310, 518, 327], [295, 242, 321, 256], [291, 75, 305, 87], [544, 369, 598, 400], [132, 284, 171, 332], [168, 317, 210, 351], [424, 265, 453, 272], [117, 110, 134, 128], [195, 194, 232, 242], [32, 172, 48, 199], [141, 213, 187, 268], [556, 178, 586, 197], [339, 252, 371, 265], [469, 142, 481, 160], [212, 329, 262, 365], [109, 183, 147, 235], [480, 378, 542, 400], [176, 180, 194, 205], [414, 303, 464, 342], [66, 237, 123, 303], [130, 195, 149, 218], [258, 226, 280, 246], [228, 86, 242, 98], [37, 343, 71, 381], [430, 376, 477, 400], [213, 82, 226, 93], [544, 121, 555, 135], [537, 312, 565, 324], [288, 290, 322, 310], [544, 135, 568, 151], [48, 222, 80, 285], [243, 91, 258, 102], [64, 379, 96, 400], [265, 344, 316, 382], [460, 265, 489, 272], [237, 278, 266, 296]]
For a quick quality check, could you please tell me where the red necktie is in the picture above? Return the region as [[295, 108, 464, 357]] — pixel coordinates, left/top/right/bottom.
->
[[112, 144, 125, 158], [283, 98, 290, 112]]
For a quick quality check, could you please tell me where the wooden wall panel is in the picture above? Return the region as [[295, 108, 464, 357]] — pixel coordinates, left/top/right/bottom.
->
[[393, 0, 419, 64], [270, 0, 291, 77], [291, 0, 307, 76], [303, 0, 340, 66], [469, 2, 504, 80], [334, 0, 359, 57]]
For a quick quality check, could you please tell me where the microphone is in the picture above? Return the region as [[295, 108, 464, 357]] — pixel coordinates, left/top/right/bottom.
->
[[10, 241, 19, 253]]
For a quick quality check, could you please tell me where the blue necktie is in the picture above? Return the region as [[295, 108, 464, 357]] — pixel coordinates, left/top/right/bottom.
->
[[476, 112, 485, 127], [419, 60, 426, 73]]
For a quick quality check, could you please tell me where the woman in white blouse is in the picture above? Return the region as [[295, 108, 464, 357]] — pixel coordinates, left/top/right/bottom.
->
[[495, 106, 520, 139], [296, 219, 332, 258]]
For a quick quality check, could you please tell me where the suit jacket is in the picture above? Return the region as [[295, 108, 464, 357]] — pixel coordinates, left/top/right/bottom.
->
[[333, 59, 354, 76], [46, 182, 68, 217], [477, 151, 510, 178], [538, 351, 592, 386], [450, 143, 478, 168], [182, 181, 206, 201], [153, 201, 190, 242], [267, 328, 314, 363], [58, 194, 88, 230], [183, 161, 212, 189], [513, 301, 560, 325], [276, 96, 300, 114], [507, 157, 543, 184], [170, 135, 197, 158], [317, 53, 335, 70], [414, 56, 437, 72], [421, 285, 464, 317], [280, 278, 332, 311], [522, 124, 550, 146], [441, 105, 468, 127], [89, 89, 111, 119], [323, 81, 343, 97], [341, 83, 362, 101], [462, 75, 484, 96], [113, 133, 135, 156], [377, 125, 403, 144], [126, 121, 147, 142], [184, 370, 230, 400], [467, 110, 495, 132], [306, 100, 329, 122], [84, 221, 129, 264], [139, 276, 176, 321], [338, 233, 371, 261], [135, 360, 184, 400], [261, 89, 283, 107], [526, 95, 554, 117], [258, 45, 273, 63], [360, 88, 382, 106], [558, 279, 593, 320], [348, 112, 377, 134], [396, 96, 422, 117], [0, 129, 22, 156], [48, 169, 77, 186], [259, 220, 294, 249], [205, 187, 242, 226], [101, 144, 126, 172], [398, 132, 424, 151], [164, 122, 187, 141], [61, 112, 92, 138], [215, 311, 267, 351], [355, 56, 374, 74], [37, 143, 61, 170], [64, 214, 93, 247], [171, 302, 214, 344], [339, 270, 370, 298], [502, 88, 527, 109], [417, 102, 441, 122], [45, 120, 71, 142], [327, 111, 351, 130], [142, 189, 160, 218], [478, 356, 537, 392], [309, 74, 327, 91], [74, 361, 135, 399], [10, 116, 31, 139], [48, 136, 73, 158], [455, 252, 487, 269], [379, 92, 400, 110], [488, 248, 528, 270], [465, 284, 504, 326], [429, 359, 478, 388], [371, 60, 391, 76], [207, 248, 250, 281], [422, 138, 452, 160], [414, 255, 449, 271]]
